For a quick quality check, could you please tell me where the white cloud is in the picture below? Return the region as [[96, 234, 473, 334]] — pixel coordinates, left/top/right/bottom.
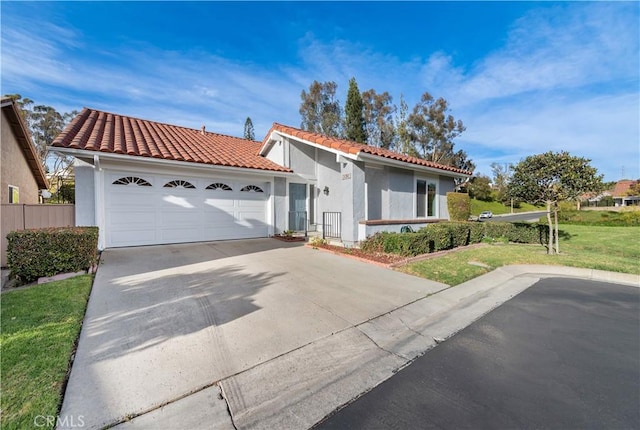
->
[[428, 3, 639, 108], [1, 2, 637, 182], [461, 92, 639, 181]]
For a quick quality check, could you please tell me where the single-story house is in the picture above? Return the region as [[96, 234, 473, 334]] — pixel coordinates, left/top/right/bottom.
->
[[51, 108, 471, 249], [612, 180, 640, 207], [1, 97, 49, 204]]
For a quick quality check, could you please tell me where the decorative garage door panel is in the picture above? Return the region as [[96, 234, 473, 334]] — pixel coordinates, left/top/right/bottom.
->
[[105, 172, 268, 247]]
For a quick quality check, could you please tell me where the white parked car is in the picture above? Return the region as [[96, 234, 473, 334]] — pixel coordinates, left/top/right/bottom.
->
[[479, 211, 493, 219]]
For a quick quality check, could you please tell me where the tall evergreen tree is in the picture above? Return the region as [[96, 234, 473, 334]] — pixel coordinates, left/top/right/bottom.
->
[[344, 77, 367, 143], [243, 117, 255, 140]]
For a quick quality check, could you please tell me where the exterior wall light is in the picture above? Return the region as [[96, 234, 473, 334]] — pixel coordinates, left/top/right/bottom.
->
[[323, 186, 330, 196]]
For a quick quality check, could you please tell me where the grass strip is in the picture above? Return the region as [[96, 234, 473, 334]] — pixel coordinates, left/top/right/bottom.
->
[[401, 225, 639, 286], [1, 275, 93, 430]]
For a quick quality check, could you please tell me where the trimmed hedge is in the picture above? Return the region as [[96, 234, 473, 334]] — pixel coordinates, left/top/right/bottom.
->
[[547, 210, 640, 227], [7, 227, 99, 283], [447, 192, 471, 221], [361, 221, 548, 257]]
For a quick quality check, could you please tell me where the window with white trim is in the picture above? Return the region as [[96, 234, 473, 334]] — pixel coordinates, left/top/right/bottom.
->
[[240, 185, 263, 193], [8, 185, 19, 203], [163, 180, 196, 189], [113, 177, 152, 186], [206, 182, 232, 191], [416, 179, 437, 218]]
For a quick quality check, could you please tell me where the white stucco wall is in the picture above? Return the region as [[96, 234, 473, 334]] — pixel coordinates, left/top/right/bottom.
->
[[74, 162, 96, 226], [438, 175, 456, 220], [340, 157, 366, 246], [273, 177, 287, 234], [264, 139, 285, 166], [289, 140, 316, 177], [365, 165, 388, 219], [315, 150, 343, 216], [387, 167, 415, 219]]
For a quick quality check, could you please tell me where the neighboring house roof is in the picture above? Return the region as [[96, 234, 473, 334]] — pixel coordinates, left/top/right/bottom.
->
[[612, 180, 637, 197], [51, 108, 291, 173], [261, 123, 472, 176], [1, 97, 49, 189]]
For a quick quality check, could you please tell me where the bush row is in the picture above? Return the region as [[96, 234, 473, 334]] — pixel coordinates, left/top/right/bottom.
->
[[548, 210, 640, 227], [360, 222, 548, 257], [7, 227, 99, 283]]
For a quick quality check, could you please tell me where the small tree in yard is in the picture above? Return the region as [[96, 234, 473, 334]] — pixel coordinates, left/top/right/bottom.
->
[[508, 151, 603, 254]]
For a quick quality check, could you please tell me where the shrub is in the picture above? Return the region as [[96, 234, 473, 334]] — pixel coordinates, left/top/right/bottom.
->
[[381, 232, 416, 256], [549, 210, 640, 226], [558, 201, 577, 212], [508, 223, 547, 244], [360, 232, 385, 253], [483, 222, 514, 240], [447, 222, 472, 248], [309, 236, 328, 247], [421, 223, 453, 252], [7, 227, 99, 283], [361, 221, 551, 258], [469, 222, 485, 244], [447, 192, 471, 221]]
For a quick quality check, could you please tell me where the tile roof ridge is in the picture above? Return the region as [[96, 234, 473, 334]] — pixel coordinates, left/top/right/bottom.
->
[[82, 107, 250, 141]]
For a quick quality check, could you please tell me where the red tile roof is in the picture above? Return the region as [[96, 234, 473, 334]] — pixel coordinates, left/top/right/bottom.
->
[[612, 180, 637, 197], [263, 123, 472, 176], [52, 108, 291, 172]]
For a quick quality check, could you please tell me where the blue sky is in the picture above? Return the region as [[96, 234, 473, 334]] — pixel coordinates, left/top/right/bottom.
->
[[2, 1, 638, 181]]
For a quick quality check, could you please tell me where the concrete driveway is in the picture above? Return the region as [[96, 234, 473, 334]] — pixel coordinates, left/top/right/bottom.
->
[[60, 239, 639, 430], [59, 239, 450, 429]]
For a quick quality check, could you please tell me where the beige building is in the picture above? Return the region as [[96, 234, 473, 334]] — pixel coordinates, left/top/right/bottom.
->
[[1, 98, 48, 204]]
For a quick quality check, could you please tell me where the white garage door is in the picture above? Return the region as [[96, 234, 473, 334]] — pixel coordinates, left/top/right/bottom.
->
[[104, 172, 269, 247]]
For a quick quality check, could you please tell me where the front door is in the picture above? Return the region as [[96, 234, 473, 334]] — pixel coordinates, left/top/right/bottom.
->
[[289, 183, 307, 232]]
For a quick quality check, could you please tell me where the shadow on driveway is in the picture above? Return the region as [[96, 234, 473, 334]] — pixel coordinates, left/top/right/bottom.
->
[[89, 264, 284, 362]]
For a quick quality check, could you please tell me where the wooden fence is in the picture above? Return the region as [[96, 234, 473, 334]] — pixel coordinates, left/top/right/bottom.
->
[[1, 204, 75, 267]]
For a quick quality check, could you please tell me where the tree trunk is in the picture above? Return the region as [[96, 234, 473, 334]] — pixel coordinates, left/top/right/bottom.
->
[[554, 204, 560, 254], [546, 200, 554, 255]]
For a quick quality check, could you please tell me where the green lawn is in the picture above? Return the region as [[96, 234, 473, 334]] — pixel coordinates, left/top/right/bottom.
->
[[0, 275, 93, 430], [401, 225, 640, 286]]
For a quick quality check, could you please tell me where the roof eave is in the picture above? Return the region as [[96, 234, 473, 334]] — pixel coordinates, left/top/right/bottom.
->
[[268, 129, 360, 161], [357, 152, 471, 178], [258, 129, 279, 156], [50, 147, 295, 177], [2, 100, 49, 189]]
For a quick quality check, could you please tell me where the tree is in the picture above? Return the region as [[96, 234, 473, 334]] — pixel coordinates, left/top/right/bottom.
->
[[491, 162, 513, 204], [299, 81, 342, 137], [468, 175, 493, 201], [395, 94, 414, 156], [362, 89, 395, 149], [626, 180, 640, 196], [243, 117, 255, 140], [406, 92, 472, 172], [343, 78, 367, 143], [508, 151, 603, 254]]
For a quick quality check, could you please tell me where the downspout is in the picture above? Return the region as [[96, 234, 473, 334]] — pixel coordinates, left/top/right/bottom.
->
[[93, 154, 105, 250]]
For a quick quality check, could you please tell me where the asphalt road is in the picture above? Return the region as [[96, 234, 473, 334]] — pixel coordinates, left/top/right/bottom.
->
[[315, 278, 640, 430], [483, 211, 546, 222]]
